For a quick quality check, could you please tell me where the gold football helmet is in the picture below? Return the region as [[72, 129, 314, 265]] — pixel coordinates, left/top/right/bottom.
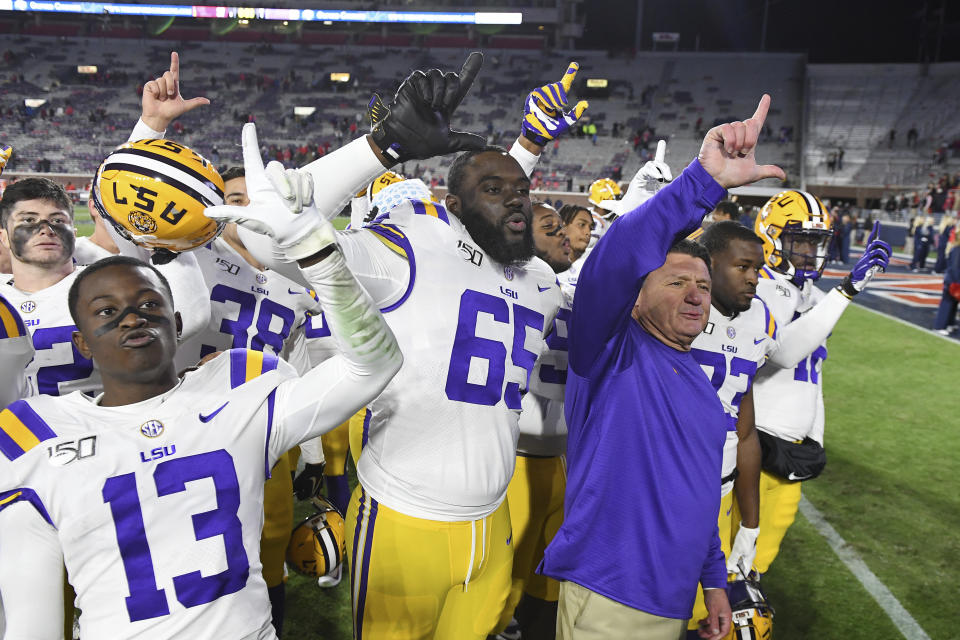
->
[[286, 496, 345, 579], [725, 575, 774, 640], [587, 177, 621, 210], [755, 189, 832, 283], [92, 139, 225, 252]]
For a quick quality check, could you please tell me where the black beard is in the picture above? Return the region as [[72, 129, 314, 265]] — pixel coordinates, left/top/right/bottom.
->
[[461, 212, 535, 267]]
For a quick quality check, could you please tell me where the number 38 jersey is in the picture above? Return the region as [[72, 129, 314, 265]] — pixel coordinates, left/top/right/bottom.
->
[[0, 270, 101, 397], [691, 299, 778, 497], [0, 350, 312, 640], [353, 200, 563, 521], [753, 268, 828, 444], [174, 239, 320, 372]]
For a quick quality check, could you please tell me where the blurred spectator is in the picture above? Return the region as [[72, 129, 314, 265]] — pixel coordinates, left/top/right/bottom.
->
[[889, 129, 896, 148], [933, 233, 960, 334], [934, 215, 956, 273], [911, 216, 935, 271], [907, 125, 919, 148]]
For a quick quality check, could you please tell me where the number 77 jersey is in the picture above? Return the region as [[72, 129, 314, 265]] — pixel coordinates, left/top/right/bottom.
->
[[0, 350, 303, 640], [353, 201, 562, 521]]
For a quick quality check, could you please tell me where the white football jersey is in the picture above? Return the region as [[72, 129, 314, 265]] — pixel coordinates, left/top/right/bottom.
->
[[589, 211, 614, 247], [352, 199, 563, 520], [556, 248, 590, 303], [0, 269, 101, 396], [517, 300, 570, 457], [0, 293, 34, 406], [0, 349, 315, 640], [175, 239, 320, 373], [753, 267, 828, 443], [691, 299, 779, 496], [72, 236, 114, 266]]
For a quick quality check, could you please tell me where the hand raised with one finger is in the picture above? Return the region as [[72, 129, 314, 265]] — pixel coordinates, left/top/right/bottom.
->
[[697, 94, 785, 189], [141, 51, 210, 133]]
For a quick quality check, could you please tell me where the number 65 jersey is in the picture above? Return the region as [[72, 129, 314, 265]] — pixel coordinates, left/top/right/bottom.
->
[[349, 200, 562, 521], [0, 350, 312, 640]]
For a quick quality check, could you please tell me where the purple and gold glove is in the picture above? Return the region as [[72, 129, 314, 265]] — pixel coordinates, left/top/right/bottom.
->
[[839, 221, 891, 297], [520, 62, 589, 147]]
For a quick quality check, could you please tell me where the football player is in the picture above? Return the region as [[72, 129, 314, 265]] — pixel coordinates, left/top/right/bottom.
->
[[585, 177, 620, 244], [748, 191, 891, 576], [0, 145, 401, 639], [492, 201, 571, 640], [0, 51, 212, 640], [227, 57, 588, 639]]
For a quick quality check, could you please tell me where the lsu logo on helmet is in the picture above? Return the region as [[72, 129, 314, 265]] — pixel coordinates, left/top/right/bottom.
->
[[93, 139, 225, 252], [725, 576, 774, 640], [587, 177, 622, 210], [755, 189, 832, 283], [286, 496, 345, 579]]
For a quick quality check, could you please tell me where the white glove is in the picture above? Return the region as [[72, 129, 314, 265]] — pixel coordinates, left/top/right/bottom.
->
[[617, 139, 673, 215], [205, 123, 334, 261], [726, 523, 760, 577]]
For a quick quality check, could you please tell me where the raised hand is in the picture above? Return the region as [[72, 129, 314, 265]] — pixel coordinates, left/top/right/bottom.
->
[[840, 221, 891, 297], [0, 144, 11, 176], [369, 52, 486, 164], [520, 62, 589, 148], [697, 94, 785, 189], [141, 51, 210, 134], [617, 139, 673, 214], [204, 123, 334, 262]]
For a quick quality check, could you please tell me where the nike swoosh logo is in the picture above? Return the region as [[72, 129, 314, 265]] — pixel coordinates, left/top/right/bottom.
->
[[537, 285, 552, 293], [787, 472, 811, 481], [506, 534, 513, 546], [199, 402, 229, 423], [754, 338, 766, 344], [288, 288, 303, 295]]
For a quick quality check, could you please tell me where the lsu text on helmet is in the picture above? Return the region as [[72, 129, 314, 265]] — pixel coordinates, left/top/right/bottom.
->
[[725, 574, 774, 640], [93, 139, 225, 252], [286, 496, 345, 579], [755, 189, 832, 284], [588, 177, 622, 210]]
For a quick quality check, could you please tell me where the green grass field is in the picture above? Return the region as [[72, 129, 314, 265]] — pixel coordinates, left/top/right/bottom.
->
[[279, 306, 958, 640], [77, 206, 956, 638]]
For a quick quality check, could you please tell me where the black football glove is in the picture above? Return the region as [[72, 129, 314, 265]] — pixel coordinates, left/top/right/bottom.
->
[[369, 52, 486, 164], [292, 462, 326, 501]]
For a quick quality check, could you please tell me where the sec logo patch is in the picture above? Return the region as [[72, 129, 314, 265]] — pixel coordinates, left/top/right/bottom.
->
[[140, 420, 165, 438], [19, 300, 36, 313]]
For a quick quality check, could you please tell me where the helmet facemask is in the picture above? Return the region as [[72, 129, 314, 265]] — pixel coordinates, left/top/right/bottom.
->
[[772, 224, 831, 286]]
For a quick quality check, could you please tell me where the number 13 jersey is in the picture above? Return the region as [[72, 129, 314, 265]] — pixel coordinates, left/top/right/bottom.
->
[[0, 350, 308, 640], [353, 200, 562, 521]]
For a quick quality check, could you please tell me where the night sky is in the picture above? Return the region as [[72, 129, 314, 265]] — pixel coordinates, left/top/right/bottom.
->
[[581, 0, 960, 63]]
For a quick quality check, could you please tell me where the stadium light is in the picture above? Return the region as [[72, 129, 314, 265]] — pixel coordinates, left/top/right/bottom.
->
[[0, 1, 522, 24]]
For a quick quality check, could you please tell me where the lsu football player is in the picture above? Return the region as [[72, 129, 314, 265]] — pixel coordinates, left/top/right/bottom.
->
[[492, 201, 572, 640], [230, 57, 588, 639], [0, 51, 213, 640], [585, 177, 620, 244], [748, 190, 891, 576], [0, 148, 401, 639]]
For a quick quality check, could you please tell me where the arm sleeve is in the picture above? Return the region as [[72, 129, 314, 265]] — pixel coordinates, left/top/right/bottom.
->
[[155, 251, 211, 344], [767, 288, 850, 369], [269, 250, 402, 457], [508, 138, 541, 178], [568, 160, 726, 375], [127, 118, 165, 142], [809, 386, 826, 446], [0, 503, 65, 640], [699, 521, 728, 590], [300, 136, 390, 221]]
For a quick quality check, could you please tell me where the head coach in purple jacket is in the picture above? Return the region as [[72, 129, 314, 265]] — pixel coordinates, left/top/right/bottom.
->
[[539, 96, 786, 640]]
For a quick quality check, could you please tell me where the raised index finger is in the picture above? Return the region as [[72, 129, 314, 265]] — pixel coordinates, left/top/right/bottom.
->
[[450, 51, 483, 110], [169, 51, 179, 81], [749, 94, 771, 129], [240, 123, 268, 190], [560, 62, 579, 93]]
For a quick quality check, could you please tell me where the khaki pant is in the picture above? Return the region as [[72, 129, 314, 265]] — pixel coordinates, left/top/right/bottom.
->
[[556, 580, 686, 640]]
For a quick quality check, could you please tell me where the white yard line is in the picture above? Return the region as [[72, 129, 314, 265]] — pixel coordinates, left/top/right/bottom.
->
[[798, 497, 932, 640]]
